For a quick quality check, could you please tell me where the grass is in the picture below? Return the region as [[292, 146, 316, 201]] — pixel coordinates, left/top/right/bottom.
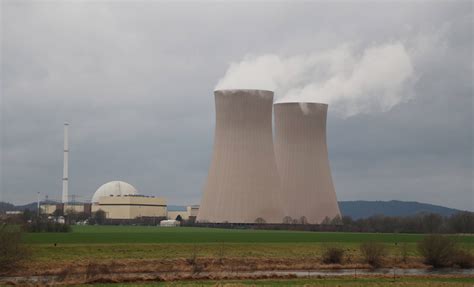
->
[[26, 242, 387, 261], [21, 226, 473, 262], [81, 277, 474, 286], [22, 225, 474, 244]]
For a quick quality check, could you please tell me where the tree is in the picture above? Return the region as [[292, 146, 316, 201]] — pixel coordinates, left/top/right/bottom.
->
[[52, 208, 64, 217], [22, 209, 35, 222], [254, 217, 266, 224], [322, 245, 345, 264], [421, 213, 443, 233], [76, 212, 89, 221], [418, 235, 456, 268], [65, 209, 78, 224], [282, 216, 293, 224], [360, 242, 387, 267], [449, 211, 474, 233], [93, 209, 106, 225], [175, 214, 183, 222], [321, 216, 331, 225], [331, 215, 343, 225], [299, 216, 308, 225], [0, 224, 29, 270], [342, 216, 354, 226]]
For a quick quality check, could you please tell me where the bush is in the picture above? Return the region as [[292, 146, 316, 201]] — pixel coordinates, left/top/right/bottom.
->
[[321, 245, 345, 264], [451, 248, 474, 269], [360, 242, 387, 267], [400, 242, 409, 264], [417, 235, 456, 268], [25, 220, 71, 233], [0, 224, 29, 271]]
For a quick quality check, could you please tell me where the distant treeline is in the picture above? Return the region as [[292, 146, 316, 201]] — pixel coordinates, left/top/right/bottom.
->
[[192, 211, 474, 234], [338, 211, 474, 233]]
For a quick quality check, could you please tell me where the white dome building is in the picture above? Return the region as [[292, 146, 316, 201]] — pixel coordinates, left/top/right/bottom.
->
[[92, 181, 138, 203]]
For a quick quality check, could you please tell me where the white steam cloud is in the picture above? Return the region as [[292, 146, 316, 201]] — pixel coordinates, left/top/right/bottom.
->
[[215, 42, 416, 117]]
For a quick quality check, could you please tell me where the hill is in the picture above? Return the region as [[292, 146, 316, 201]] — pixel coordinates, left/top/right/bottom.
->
[[338, 200, 461, 219], [0, 201, 38, 212]]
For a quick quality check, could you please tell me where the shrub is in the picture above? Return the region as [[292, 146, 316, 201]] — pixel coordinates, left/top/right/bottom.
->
[[321, 245, 345, 264], [360, 241, 387, 267], [400, 242, 409, 264], [25, 220, 71, 233], [452, 248, 474, 269], [0, 224, 29, 271], [417, 234, 456, 268]]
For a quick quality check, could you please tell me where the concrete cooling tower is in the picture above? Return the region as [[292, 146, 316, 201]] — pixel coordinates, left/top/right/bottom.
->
[[274, 102, 341, 224], [197, 90, 283, 223]]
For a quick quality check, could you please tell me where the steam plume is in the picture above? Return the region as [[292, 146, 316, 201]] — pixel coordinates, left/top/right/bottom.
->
[[215, 42, 415, 117]]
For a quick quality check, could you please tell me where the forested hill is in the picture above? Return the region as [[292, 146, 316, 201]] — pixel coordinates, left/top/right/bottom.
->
[[339, 200, 461, 219], [0, 201, 38, 212]]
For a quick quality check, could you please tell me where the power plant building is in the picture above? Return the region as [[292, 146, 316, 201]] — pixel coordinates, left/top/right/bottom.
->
[[91, 181, 167, 219], [274, 103, 341, 223], [167, 205, 199, 221], [197, 90, 283, 223], [92, 181, 139, 203], [92, 195, 167, 219]]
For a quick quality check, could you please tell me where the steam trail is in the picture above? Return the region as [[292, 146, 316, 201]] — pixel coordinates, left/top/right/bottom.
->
[[215, 42, 415, 117]]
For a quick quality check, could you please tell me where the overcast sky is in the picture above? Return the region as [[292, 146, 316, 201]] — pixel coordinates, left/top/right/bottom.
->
[[1, 1, 473, 210]]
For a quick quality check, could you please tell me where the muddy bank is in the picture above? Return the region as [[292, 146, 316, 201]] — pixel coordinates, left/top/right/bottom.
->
[[1, 257, 428, 277], [1, 268, 473, 286]]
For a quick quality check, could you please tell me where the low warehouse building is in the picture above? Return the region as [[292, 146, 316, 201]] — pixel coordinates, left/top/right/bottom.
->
[[167, 205, 199, 221]]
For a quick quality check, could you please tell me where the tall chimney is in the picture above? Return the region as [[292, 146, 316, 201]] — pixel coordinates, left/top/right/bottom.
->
[[62, 122, 69, 203]]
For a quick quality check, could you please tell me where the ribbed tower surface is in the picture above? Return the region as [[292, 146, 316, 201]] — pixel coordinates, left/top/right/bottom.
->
[[197, 90, 283, 223], [274, 102, 341, 224]]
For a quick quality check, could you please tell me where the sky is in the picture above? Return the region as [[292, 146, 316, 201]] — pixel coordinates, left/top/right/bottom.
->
[[1, 1, 473, 210]]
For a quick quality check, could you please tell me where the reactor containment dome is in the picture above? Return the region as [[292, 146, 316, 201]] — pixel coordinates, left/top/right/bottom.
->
[[92, 181, 139, 203]]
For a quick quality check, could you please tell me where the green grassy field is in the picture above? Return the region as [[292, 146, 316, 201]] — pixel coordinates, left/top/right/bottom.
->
[[22, 225, 474, 244], [22, 226, 473, 262]]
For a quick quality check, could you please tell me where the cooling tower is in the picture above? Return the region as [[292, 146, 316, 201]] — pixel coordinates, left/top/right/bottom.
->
[[274, 103, 341, 224], [197, 90, 283, 223]]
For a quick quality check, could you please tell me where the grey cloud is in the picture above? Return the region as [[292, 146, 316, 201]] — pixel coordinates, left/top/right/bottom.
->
[[1, 1, 472, 210]]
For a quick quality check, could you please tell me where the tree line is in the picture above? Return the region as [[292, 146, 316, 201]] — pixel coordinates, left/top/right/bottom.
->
[[197, 211, 474, 234], [336, 211, 474, 233]]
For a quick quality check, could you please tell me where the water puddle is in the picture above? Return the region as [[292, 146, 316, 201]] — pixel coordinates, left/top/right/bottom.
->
[[1, 268, 473, 285]]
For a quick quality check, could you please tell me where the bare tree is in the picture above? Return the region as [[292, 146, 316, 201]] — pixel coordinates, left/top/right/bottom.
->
[[282, 216, 293, 224], [254, 217, 266, 224]]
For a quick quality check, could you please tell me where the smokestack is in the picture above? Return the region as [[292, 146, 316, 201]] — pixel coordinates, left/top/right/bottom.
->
[[197, 90, 283, 223], [62, 122, 69, 203], [274, 103, 341, 223]]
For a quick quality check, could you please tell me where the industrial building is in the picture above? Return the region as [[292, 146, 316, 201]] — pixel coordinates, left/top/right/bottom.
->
[[92, 194, 167, 220], [40, 202, 91, 216], [42, 92, 341, 225], [167, 205, 199, 221], [197, 89, 284, 223], [274, 103, 341, 223], [90, 181, 166, 220], [40, 179, 198, 222], [197, 90, 341, 224], [38, 123, 200, 223], [92, 181, 139, 203]]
